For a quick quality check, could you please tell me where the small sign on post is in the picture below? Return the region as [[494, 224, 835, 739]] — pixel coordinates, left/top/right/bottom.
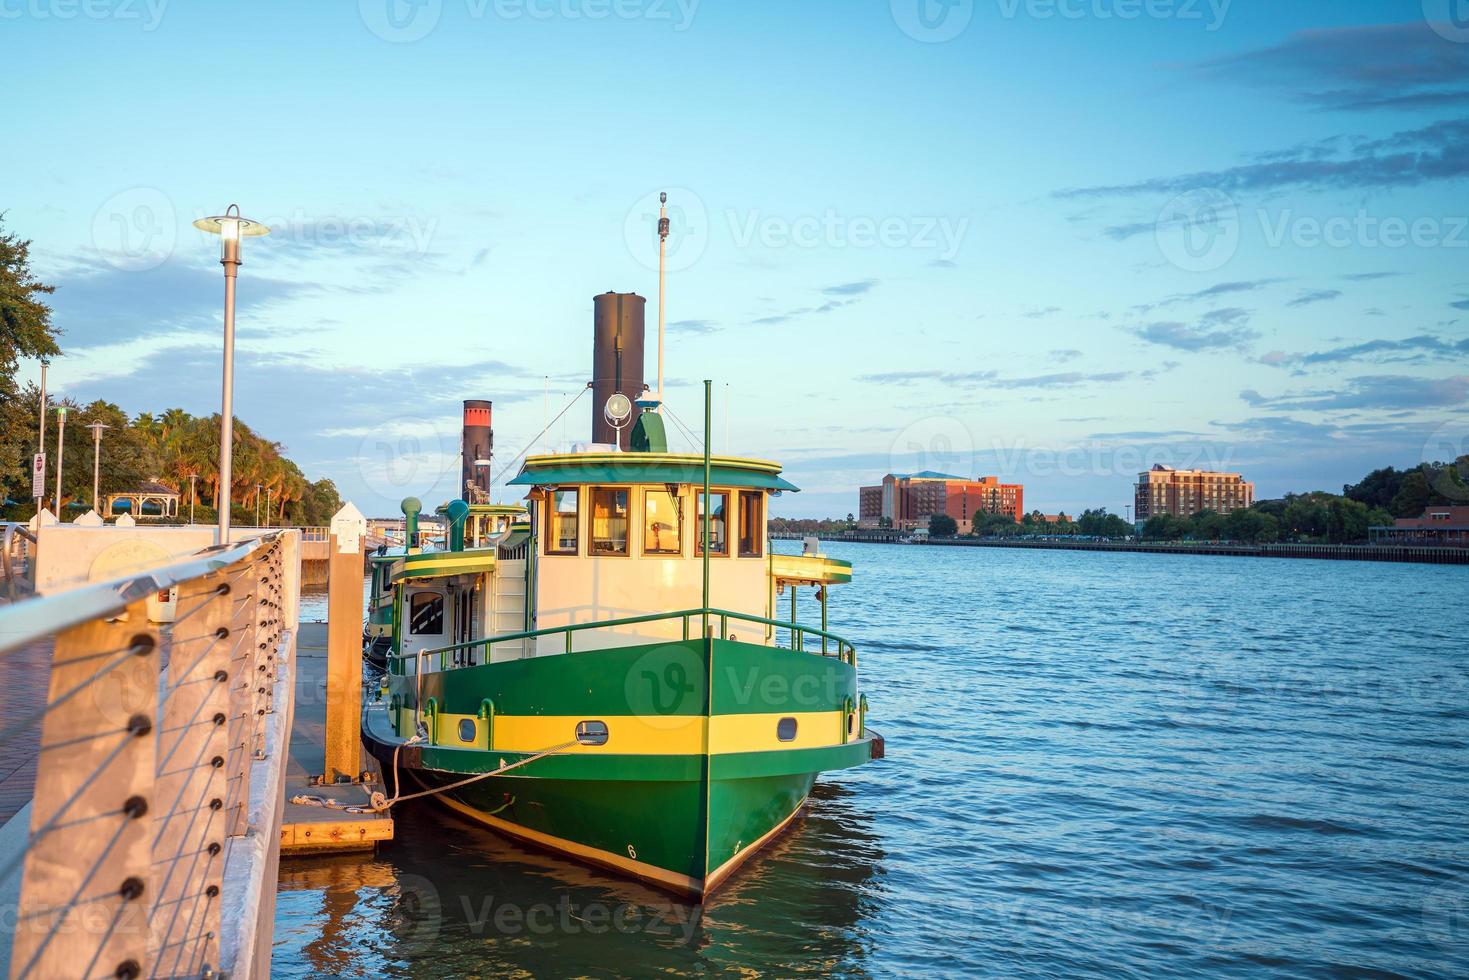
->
[[31, 452, 45, 499]]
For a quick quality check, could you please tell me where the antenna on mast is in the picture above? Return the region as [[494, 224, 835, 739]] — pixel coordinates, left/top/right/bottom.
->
[[656, 191, 669, 411]]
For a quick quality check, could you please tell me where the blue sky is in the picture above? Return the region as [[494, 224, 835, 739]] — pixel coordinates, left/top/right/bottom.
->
[[3, 0, 1467, 517]]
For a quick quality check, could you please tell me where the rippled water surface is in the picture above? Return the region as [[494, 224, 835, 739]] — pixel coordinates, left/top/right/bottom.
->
[[276, 544, 1469, 977]]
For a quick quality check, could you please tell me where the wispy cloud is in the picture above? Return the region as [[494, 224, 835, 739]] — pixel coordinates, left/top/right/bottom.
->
[[752, 280, 879, 326], [1058, 117, 1469, 199], [1286, 288, 1343, 307], [1263, 334, 1469, 367], [855, 369, 1135, 389], [667, 319, 719, 334], [1241, 374, 1469, 412], [1129, 308, 1257, 352], [48, 256, 320, 347], [1187, 22, 1469, 113], [822, 279, 878, 297]]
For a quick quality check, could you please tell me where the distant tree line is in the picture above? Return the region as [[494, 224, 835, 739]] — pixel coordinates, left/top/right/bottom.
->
[[807, 455, 1469, 547], [0, 215, 341, 526]]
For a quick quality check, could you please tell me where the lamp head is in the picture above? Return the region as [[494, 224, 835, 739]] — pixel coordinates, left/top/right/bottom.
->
[[193, 204, 270, 264]]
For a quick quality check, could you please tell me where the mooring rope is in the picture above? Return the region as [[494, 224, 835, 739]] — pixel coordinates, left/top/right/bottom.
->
[[290, 737, 579, 815]]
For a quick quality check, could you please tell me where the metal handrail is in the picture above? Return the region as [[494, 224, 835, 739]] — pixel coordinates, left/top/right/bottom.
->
[[391, 605, 857, 673], [0, 532, 280, 657], [2, 523, 37, 601]]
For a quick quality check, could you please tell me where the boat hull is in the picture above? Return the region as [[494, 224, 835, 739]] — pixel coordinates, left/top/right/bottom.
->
[[365, 635, 876, 897]]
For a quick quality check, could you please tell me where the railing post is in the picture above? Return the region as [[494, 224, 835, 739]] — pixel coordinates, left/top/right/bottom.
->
[[10, 598, 160, 980], [225, 560, 259, 836], [149, 572, 232, 978]]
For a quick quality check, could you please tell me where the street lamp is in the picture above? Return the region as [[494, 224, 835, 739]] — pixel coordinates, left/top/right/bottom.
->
[[193, 204, 271, 544], [34, 359, 48, 517], [266, 486, 274, 527], [255, 483, 263, 527], [188, 473, 199, 525], [84, 421, 110, 514], [53, 406, 68, 516]]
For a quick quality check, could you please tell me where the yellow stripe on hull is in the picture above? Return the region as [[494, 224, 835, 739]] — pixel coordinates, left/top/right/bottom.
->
[[407, 709, 848, 755]]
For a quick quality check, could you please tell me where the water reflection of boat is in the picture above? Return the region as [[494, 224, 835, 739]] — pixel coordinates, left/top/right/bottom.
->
[[276, 779, 887, 976]]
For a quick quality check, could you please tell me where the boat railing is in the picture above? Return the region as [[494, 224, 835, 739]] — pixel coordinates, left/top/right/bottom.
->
[[392, 607, 857, 677], [0, 530, 293, 979]]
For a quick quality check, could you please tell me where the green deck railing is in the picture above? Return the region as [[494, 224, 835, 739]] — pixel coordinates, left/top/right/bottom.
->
[[389, 606, 857, 674]]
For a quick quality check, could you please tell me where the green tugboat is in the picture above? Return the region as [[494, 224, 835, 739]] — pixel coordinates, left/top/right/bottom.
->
[[361, 202, 881, 898]]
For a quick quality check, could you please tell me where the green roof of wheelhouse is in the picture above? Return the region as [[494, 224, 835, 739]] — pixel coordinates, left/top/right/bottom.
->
[[507, 452, 800, 492]]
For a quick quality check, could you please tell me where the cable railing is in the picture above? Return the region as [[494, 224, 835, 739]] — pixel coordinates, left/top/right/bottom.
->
[[389, 607, 857, 678], [0, 531, 293, 980]]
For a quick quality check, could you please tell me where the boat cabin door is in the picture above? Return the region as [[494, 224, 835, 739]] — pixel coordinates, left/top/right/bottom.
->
[[401, 586, 448, 669]]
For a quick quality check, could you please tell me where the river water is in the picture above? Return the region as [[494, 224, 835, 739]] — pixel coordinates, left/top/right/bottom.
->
[[277, 544, 1469, 977]]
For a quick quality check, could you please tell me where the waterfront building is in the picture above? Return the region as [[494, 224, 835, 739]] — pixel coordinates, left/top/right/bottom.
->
[[1134, 464, 1254, 521], [1369, 506, 1469, 547], [859, 472, 1024, 532]]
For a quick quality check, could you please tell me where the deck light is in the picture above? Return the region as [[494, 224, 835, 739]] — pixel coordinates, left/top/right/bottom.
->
[[193, 204, 271, 544]]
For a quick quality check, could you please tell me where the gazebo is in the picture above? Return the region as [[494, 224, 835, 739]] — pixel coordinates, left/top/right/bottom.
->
[[106, 480, 182, 520]]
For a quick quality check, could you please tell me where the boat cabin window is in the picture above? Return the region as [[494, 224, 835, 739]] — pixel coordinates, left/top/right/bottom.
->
[[738, 490, 764, 558], [409, 592, 444, 635], [696, 490, 729, 556], [590, 488, 630, 556], [546, 489, 579, 555], [643, 488, 682, 556]]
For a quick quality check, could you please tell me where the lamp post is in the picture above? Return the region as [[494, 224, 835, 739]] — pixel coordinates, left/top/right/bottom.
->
[[266, 486, 274, 527], [255, 483, 263, 527], [53, 406, 68, 516], [193, 204, 271, 544], [35, 359, 48, 516], [188, 473, 198, 525], [84, 421, 110, 514]]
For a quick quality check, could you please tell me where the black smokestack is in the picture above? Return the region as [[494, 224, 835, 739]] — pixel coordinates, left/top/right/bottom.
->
[[461, 399, 492, 502], [591, 292, 646, 449]]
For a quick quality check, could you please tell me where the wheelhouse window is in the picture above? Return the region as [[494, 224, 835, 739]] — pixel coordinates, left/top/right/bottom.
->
[[643, 488, 683, 556], [696, 490, 729, 556], [409, 592, 444, 635], [590, 488, 630, 556], [546, 489, 579, 555], [738, 490, 764, 557]]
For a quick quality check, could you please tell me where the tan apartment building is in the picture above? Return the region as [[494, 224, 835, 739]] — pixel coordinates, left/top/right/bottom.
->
[[1134, 464, 1254, 521]]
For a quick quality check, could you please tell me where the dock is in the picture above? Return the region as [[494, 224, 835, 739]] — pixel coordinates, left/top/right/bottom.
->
[[280, 622, 393, 854]]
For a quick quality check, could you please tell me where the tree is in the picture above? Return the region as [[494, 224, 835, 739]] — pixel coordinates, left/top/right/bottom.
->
[[0, 218, 60, 397], [1190, 509, 1226, 541], [1076, 508, 1133, 538], [1388, 469, 1431, 518], [928, 513, 958, 537], [1344, 466, 1404, 510], [1141, 514, 1187, 540]]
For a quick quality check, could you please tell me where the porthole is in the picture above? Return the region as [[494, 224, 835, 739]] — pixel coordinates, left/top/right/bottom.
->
[[458, 719, 477, 743], [777, 717, 798, 742], [576, 720, 609, 746]]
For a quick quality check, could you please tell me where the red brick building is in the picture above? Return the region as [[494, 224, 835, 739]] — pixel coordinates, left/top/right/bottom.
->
[[858, 472, 1024, 531]]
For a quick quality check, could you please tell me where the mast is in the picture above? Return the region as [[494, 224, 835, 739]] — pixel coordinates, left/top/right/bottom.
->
[[657, 191, 669, 408]]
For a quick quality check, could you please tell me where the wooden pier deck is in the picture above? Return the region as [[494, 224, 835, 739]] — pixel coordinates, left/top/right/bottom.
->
[[280, 621, 393, 854]]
